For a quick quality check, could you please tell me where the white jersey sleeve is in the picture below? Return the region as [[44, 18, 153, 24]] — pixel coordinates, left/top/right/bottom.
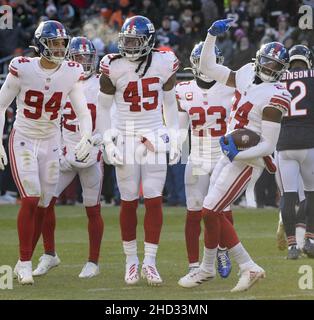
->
[[175, 81, 193, 112], [159, 50, 179, 83], [235, 63, 255, 93], [267, 83, 291, 115], [99, 54, 119, 86]]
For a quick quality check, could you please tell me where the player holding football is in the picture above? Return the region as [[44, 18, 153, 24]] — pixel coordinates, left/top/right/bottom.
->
[[98, 16, 180, 286], [176, 42, 234, 278], [178, 19, 291, 292], [32, 37, 104, 278], [276, 44, 314, 259], [0, 21, 92, 285]]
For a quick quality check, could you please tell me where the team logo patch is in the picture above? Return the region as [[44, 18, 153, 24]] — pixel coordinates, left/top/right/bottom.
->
[[147, 23, 155, 33], [185, 92, 193, 101], [160, 133, 169, 143]]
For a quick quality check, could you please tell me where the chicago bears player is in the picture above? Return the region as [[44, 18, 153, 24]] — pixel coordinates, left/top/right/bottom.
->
[[176, 42, 234, 279], [0, 21, 92, 285], [179, 19, 291, 292], [276, 44, 314, 259], [32, 37, 104, 278], [98, 15, 180, 286]]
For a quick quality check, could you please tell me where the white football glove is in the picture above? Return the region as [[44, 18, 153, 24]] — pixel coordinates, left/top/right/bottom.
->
[[103, 129, 123, 166], [91, 133, 103, 147], [168, 130, 181, 166], [74, 132, 92, 162], [0, 144, 8, 170], [59, 153, 72, 172]]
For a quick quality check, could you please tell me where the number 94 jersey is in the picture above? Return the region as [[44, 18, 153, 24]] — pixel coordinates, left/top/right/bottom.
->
[[9, 56, 84, 139], [99, 50, 179, 134], [176, 79, 234, 161]]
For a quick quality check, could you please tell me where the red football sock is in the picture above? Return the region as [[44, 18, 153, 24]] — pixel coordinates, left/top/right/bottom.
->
[[42, 197, 57, 255], [32, 206, 47, 254], [120, 199, 138, 241], [219, 210, 234, 248], [144, 196, 163, 244], [17, 197, 40, 261], [220, 214, 240, 249], [202, 208, 220, 249], [185, 210, 202, 264], [86, 204, 104, 264]]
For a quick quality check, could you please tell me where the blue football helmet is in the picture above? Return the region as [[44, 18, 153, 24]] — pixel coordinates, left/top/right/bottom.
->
[[34, 20, 70, 65], [255, 42, 289, 82], [118, 15, 156, 61], [189, 41, 224, 82], [68, 37, 96, 78], [289, 44, 313, 69]]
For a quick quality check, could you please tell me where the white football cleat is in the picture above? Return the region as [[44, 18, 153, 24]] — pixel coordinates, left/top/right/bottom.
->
[[33, 254, 61, 276], [79, 262, 100, 278], [14, 260, 34, 285], [141, 264, 163, 286], [178, 267, 215, 288], [125, 263, 140, 285], [231, 265, 266, 292]]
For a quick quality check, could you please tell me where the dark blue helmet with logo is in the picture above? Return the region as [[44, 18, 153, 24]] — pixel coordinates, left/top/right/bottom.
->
[[189, 41, 224, 82], [255, 42, 289, 82], [118, 15, 156, 61], [69, 37, 96, 78], [289, 44, 313, 69], [34, 20, 70, 65]]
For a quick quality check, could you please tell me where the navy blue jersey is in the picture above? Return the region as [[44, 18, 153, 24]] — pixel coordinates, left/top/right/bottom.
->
[[277, 68, 314, 151]]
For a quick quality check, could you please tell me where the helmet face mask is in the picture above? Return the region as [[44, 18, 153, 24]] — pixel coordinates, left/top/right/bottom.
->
[[34, 20, 70, 65], [40, 37, 70, 64], [68, 36, 97, 78], [255, 42, 289, 82], [189, 42, 224, 83], [118, 16, 155, 61]]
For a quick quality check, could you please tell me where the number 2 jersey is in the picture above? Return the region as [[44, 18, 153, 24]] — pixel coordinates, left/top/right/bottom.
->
[[99, 50, 179, 135], [8, 56, 84, 139], [176, 80, 234, 163], [277, 68, 314, 151], [228, 63, 291, 135]]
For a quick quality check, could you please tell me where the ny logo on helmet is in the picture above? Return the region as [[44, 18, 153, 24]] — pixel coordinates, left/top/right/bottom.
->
[[147, 23, 155, 34]]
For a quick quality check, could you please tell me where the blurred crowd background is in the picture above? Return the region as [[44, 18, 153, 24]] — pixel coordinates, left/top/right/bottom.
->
[[0, 0, 312, 208]]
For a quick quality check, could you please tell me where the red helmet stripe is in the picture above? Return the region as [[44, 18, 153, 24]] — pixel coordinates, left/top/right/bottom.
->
[[81, 37, 87, 52]]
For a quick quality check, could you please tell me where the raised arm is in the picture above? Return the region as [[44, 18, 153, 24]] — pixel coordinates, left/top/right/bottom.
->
[[199, 19, 236, 88]]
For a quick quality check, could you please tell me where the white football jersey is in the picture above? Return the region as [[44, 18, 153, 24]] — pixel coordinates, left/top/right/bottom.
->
[[99, 50, 179, 135], [176, 79, 234, 162], [9, 56, 84, 139], [228, 63, 291, 134], [62, 73, 99, 149]]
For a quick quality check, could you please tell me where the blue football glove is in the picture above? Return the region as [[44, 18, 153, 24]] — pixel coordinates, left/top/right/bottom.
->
[[219, 135, 239, 162], [208, 19, 234, 36]]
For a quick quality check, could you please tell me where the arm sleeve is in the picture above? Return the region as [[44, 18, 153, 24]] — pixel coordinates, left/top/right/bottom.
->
[[163, 88, 179, 130], [97, 91, 114, 140], [68, 81, 92, 137], [0, 73, 21, 140], [179, 110, 189, 144], [199, 34, 231, 85], [234, 120, 281, 160]]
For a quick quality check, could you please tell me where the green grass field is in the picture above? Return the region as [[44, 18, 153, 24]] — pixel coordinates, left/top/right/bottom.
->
[[0, 205, 314, 300]]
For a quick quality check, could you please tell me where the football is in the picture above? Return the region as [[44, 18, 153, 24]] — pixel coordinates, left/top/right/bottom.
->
[[224, 128, 260, 150]]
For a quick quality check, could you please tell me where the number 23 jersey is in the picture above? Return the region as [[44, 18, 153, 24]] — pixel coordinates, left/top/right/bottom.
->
[[99, 50, 179, 134], [9, 56, 84, 139]]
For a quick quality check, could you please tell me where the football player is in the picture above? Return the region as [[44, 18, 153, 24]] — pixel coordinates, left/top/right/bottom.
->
[[0, 21, 93, 285], [276, 44, 314, 259], [176, 42, 234, 279], [97, 16, 180, 286], [32, 37, 104, 278], [178, 19, 291, 292]]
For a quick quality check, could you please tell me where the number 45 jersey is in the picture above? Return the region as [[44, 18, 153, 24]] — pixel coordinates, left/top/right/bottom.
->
[[99, 50, 179, 134], [9, 56, 84, 139], [277, 69, 314, 151]]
